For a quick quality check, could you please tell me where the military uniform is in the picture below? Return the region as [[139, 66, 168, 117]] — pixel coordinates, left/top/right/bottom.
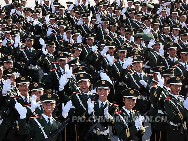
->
[[17, 93, 62, 141], [164, 77, 188, 141], [114, 89, 145, 141]]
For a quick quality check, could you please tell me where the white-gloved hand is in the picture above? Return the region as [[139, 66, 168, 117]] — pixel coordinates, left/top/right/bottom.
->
[[39, 38, 45, 46], [157, 6, 163, 14], [96, 14, 102, 24], [104, 106, 113, 120], [62, 100, 72, 118], [15, 35, 20, 45], [100, 72, 113, 84], [106, 54, 114, 66], [92, 45, 98, 52], [65, 64, 73, 78], [148, 39, 155, 48], [157, 73, 164, 88], [87, 98, 94, 114], [42, 46, 48, 55], [139, 80, 147, 88], [159, 43, 164, 57], [123, 57, 133, 69], [181, 22, 186, 27], [77, 18, 83, 25], [135, 115, 145, 130], [183, 97, 188, 110], [30, 95, 40, 112], [68, 4, 74, 12], [100, 46, 109, 56], [59, 74, 68, 91], [75, 0, 79, 6], [2, 79, 11, 96], [15, 102, 27, 119], [121, 7, 126, 15]]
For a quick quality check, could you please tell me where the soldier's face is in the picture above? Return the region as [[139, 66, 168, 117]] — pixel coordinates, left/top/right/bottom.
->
[[124, 98, 136, 110], [168, 49, 177, 58], [170, 84, 182, 95], [25, 40, 33, 47], [74, 49, 82, 57], [4, 0, 9, 4], [133, 62, 143, 72], [79, 81, 90, 93], [180, 53, 188, 61], [97, 88, 110, 102], [18, 83, 29, 96], [3, 62, 13, 69], [118, 51, 126, 59], [42, 102, 56, 115]]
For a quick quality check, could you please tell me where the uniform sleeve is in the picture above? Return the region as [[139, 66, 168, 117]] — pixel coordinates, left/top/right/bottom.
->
[[18, 118, 34, 137], [113, 115, 126, 140]]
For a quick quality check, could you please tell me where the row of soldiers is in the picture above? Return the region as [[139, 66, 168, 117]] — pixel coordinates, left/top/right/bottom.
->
[[0, 0, 188, 141]]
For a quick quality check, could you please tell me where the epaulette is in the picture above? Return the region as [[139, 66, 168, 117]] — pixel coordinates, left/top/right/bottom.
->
[[30, 115, 41, 119], [165, 96, 171, 101], [115, 111, 122, 115], [50, 68, 57, 72]]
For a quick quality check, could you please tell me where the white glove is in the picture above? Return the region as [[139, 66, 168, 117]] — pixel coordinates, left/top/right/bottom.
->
[[100, 46, 109, 56], [100, 72, 113, 84], [121, 7, 126, 15], [157, 6, 163, 14], [15, 35, 20, 45], [42, 46, 48, 55], [181, 22, 186, 28], [96, 14, 102, 24], [92, 45, 98, 52], [75, 0, 79, 6], [2, 79, 11, 96], [39, 38, 45, 46], [123, 57, 133, 69], [59, 74, 68, 91], [77, 18, 83, 25], [88, 0, 90, 4], [135, 115, 145, 130], [87, 98, 94, 114], [106, 54, 114, 66], [68, 4, 74, 12], [148, 39, 155, 48], [65, 64, 73, 78], [139, 80, 147, 88], [104, 106, 113, 120], [183, 97, 188, 110], [157, 73, 164, 88], [30, 95, 40, 112], [159, 43, 164, 57], [62, 100, 72, 118], [15, 102, 27, 119], [51, 4, 55, 13]]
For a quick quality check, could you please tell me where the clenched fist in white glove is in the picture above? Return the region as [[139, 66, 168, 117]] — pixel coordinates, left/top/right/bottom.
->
[[123, 57, 133, 69], [15, 102, 27, 119]]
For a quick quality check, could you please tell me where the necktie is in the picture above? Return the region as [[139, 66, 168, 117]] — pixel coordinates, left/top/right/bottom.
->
[[101, 102, 104, 108], [48, 118, 51, 127]]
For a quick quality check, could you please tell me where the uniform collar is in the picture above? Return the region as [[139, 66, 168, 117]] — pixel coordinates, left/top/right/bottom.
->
[[122, 106, 133, 116], [42, 113, 54, 124]]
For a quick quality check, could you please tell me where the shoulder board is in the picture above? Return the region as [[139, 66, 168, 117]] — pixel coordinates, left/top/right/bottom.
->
[[50, 68, 57, 72], [30, 115, 41, 119], [165, 96, 171, 101], [116, 111, 122, 115], [110, 103, 119, 107], [24, 104, 31, 107]]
